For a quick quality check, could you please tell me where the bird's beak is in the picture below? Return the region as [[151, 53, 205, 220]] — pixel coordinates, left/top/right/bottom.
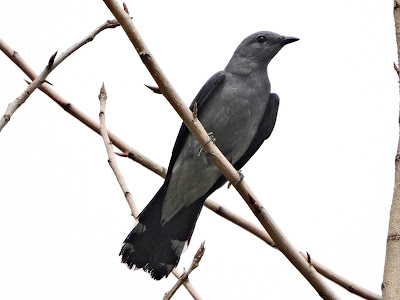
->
[[281, 36, 299, 45]]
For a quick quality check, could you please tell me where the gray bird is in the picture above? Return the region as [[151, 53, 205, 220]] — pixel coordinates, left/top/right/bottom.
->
[[120, 31, 298, 280]]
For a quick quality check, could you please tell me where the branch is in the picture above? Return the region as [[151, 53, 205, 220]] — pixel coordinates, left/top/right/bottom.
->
[[98, 83, 139, 217], [303, 253, 381, 300], [0, 38, 380, 300], [102, 1, 339, 299], [0, 19, 120, 133], [0, 38, 167, 178], [0, 35, 199, 300], [97, 83, 201, 299], [163, 242, 206, 300], [382, 1, 400, 299]]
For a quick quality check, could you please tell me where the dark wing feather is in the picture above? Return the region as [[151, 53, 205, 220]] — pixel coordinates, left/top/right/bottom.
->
[[166, 71, 226, 176], [205, 93, 280, 193], [233, 92, 280, 171]]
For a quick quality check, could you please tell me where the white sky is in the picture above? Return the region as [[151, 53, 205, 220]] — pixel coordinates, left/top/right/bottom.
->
[[0, 0, 397, 299]]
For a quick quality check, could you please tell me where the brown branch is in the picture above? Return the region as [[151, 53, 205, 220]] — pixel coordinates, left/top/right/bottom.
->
[[0, 35, 199, 300], [144, 84, 162, 94], [97, 83, 201, 300], [164, 242, 206, 300], [102, 1, 339, 298], [98, 83, 139, 217], [302, 253, 381, 300], [0, 19, 120, 133], [0, 24, 381, 300], [382, 2, 400, 299], [0, 38, 167, 178]]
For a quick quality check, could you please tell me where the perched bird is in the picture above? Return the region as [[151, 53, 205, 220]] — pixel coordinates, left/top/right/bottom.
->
[[120, 31, 298, 280]]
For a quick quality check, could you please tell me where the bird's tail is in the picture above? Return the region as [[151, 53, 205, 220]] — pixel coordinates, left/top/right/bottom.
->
[[119, 180, 205, 280]]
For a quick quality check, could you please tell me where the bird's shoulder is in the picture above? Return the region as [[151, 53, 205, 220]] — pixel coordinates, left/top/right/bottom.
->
[[166, 70, 226, 176]]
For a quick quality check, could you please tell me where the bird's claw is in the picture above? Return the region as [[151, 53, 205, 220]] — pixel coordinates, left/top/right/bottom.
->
[[227, 170, 244, 189], [198, 132, 216, 156]]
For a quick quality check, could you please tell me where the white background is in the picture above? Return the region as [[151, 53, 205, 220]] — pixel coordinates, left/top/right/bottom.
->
[[0, 0, 397, 299]]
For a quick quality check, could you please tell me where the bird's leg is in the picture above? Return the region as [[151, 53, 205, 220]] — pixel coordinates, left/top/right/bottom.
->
[[227, 170, 244, 189], [198, 132, 216, 156]]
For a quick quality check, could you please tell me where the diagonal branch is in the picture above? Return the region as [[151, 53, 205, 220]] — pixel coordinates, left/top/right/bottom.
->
[[96, 83, 201, 300], [0, 38, 167, 178], [163, 242, 206, 300], [382, 1, 400, 299], [0, 35, 200, 300], [102, 1, 339, 299], [0, 37, 380, 300], [0, 19, 120, 133], [98, 82, 139, 217]]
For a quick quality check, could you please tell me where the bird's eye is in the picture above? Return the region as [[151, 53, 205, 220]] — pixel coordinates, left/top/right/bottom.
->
[[256, 36, 267, 44]]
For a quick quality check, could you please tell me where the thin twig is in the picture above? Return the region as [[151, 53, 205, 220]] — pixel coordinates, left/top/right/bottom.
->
[[0, 36, 198, 300], [144, 84, 162, 94], [0, 38, 167, 178], [102, 1, 339, 299], [0, 19, 120, 133], [98, 83, 139, 217], [0, 35, 381, 300], [97, 83, 201, 300], [164, 242, 206, 300]]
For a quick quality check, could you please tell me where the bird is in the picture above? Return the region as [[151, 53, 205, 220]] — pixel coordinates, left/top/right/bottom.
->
[[120, 31, 298, 280]]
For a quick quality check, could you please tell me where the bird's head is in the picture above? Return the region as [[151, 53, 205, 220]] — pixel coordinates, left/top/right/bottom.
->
[[226, 31, 298, 73]]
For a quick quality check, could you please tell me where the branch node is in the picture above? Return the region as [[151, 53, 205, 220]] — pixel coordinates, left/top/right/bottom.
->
[[107, 19, 120, 27], [115, 152, 129, 157], [144, 84, 162, 94], [387, 233, 400, 241], [99, 82, 107, 101], [306, 251, 312, 264], [48, 51, 58, 68], [192, 101, 198, 118], [139, 52, 151, 63], [394, 62, 400, 76], [122, 2, 130, 15]]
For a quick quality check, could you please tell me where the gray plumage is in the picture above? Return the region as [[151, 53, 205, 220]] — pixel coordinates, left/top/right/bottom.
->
[[120, 31, 298, 280]]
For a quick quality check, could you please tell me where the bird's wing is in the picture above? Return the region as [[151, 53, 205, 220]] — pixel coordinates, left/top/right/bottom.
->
[[203, 92, 280, 194], [233, 92, 280, 171], [165, 71, 226, 176]]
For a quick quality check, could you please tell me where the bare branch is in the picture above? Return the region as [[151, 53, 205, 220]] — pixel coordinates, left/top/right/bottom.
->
[[0, 38, 167, 178], [102, 1, 339, 298], [144, 84, 162, 94], [97, 83, 201, 299], [382, 2, 400, 299], [164, 242, 206, 300], [303, 253, 381, 300], [0, 31, 381, 300], [0, 33, 199, 300], [98, 83, 139, 217], [0, 19, 120, 133]]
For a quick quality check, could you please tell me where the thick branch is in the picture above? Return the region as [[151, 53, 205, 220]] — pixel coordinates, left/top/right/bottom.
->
[[0, 37, 380, 299], [0, 20, 120, 132], [382, 2, 400, 299], [102, 1, 339, 298]]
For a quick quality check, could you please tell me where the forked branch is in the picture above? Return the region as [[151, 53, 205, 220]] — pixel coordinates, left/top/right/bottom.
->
[[102, 0, 339, 298]]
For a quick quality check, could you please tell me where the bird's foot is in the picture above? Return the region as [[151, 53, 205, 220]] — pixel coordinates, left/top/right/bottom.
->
[[227, 170, 244, 189], [198, 132, 216, 156]]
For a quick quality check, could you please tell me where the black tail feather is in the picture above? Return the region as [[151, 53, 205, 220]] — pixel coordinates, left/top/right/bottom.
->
[[119, 179, 206, 280]]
